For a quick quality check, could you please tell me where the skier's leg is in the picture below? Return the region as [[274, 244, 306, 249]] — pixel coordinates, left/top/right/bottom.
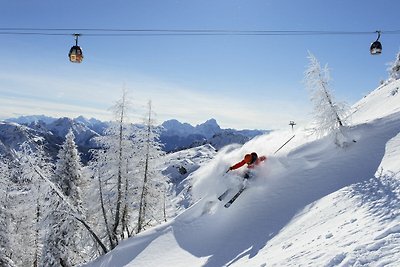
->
[[242, 170, 252, 186]]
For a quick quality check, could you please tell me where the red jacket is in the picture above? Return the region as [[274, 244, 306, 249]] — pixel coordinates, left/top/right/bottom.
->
[[230, 155, 267, 170]]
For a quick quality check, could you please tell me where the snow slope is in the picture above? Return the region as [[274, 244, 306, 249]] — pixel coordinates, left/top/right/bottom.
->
[[84, 80, 400, 267], [162, 144, 217, 215]]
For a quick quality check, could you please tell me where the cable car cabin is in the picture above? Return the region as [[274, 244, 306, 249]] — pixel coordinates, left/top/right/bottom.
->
[[69, 45, 84, 63], [370, 40, 382, 55]]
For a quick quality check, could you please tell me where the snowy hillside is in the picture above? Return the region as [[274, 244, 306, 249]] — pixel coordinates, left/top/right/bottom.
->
[[162, 144, 217, 215], [0, 117, 100, 163], [85, 80, 399, 267], [0, 121, 60, 159]]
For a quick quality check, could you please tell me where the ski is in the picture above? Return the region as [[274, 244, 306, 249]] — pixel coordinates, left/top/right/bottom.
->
[[224, 185, 246, 208], [218, 189, 231, 201]]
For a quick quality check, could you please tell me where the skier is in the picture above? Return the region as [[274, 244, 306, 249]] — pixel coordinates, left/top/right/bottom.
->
[[226, 152, 267, 179], [219, 152, 267, 207]]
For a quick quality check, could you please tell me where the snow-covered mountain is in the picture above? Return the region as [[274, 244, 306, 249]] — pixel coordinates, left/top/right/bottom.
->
[[3, 115, 266, 155], [46, 117, 99, 148], [84, 80, 400, 267], [0, 117, 101, 163], [160, 118, 267, 152], [74, 115, 108, 135], [6, 115, 108, 135], [5, 114, 57, 125], [0, 121, 61, 160], [161, 118, 222, 138]]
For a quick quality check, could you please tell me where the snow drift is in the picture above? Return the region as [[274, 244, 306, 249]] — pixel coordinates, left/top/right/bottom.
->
[[84, 80, 400, 267]]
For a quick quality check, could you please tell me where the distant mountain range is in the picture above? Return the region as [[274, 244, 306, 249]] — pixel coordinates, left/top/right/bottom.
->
[[1, 116, 101, 163], [160, 118, 268, 152], [1, 115, 269, 163]]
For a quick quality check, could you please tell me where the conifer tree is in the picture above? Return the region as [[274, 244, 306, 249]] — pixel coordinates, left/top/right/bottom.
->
[[54, 129, 83, 206], [304, 52, 349, 145], [388, 49, 400, 81], [41, 129, 85, 267]]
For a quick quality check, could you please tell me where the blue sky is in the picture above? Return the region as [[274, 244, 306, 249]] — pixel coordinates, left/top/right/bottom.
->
[[0, 0, 399, 130]]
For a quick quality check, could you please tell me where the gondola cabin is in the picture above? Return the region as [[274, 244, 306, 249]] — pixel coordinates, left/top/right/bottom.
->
[[370, 31, 382, 55], [370, 41, 382, 55], [69, 45, 84, 63], [69, 34, 84, 63]]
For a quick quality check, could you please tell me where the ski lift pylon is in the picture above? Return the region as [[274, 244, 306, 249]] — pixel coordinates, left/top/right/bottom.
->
[[289, 121, 296, 131], [370, 31, 382, 55], [69, 34, 83, 63]]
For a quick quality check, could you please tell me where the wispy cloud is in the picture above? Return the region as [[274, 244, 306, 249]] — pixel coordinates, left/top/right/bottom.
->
[[0, 95, 111, 121], [0, 70, 310, 129]]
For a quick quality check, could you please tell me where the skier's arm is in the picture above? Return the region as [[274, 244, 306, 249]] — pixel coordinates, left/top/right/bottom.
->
[[229, 160, 246, 171]]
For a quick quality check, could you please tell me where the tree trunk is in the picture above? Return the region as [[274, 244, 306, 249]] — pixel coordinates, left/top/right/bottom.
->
[[137, 102, 152, 234], [112, 95, 125, 245], [98, 174, 114, 249], [137, 152, 149, 234], [163, 191, 167, 223], [74, 216, 108, 255], [321, 78, 343, 127], [33, 191, 40, 267], [121, 158, 130, 239]]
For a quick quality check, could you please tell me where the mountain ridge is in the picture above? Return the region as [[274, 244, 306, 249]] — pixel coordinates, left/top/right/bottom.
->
[[0, 116, 268, 162]]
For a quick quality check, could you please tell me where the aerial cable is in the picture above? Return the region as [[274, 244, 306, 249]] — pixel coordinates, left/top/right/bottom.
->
[[1, 27, 400, 36], [0, 27, 397, 62]]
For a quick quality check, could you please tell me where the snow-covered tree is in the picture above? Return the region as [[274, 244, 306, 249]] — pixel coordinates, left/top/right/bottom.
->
[[304, 52, 349, 144], [53, 129, 83, 206], [10, 143, 53, 267], [135, 101, 167, 233], [388, 49, 400, 81], [41, 197, 71, 267], [88, 89, 137, 249], [41, 129, 85, 266], [0, 159, 16, 267]]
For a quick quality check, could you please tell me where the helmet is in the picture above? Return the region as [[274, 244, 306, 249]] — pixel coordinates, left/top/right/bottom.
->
[[244, 152, 258, 164], [250, 152, 258, 164], [244, 154, 253, 164]]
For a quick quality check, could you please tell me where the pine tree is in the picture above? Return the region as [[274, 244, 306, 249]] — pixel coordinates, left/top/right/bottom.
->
[[54, 129, 83, 206], [41, 129, 85, 267], [10, 139, 104, 264], [304, 52, 349, 144], [135, 101, 167, 234]]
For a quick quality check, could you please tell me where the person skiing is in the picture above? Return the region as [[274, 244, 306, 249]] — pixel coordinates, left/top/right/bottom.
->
[[217, 152, 267, 207], [227, 152, 267, 179]]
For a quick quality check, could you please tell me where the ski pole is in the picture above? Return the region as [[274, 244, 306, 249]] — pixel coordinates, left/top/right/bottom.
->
[[274, 135, 295, 154]]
